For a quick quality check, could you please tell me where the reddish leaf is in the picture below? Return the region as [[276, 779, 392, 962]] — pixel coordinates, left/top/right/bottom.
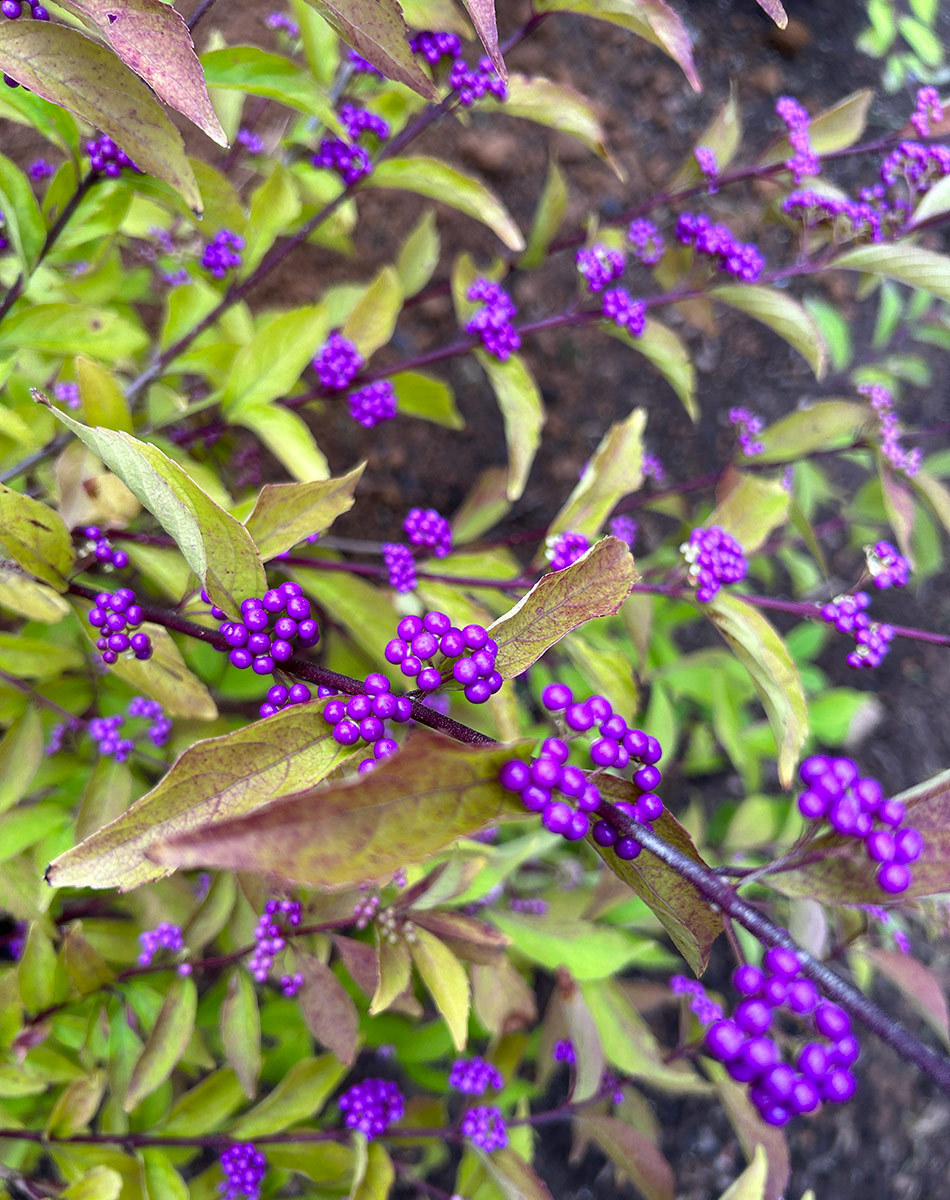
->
[[298, 952, 360, 1065], [864, 947, 950, 1046], [332, 935, 379, 997], [753, 0, 787, 28], [460, 0, 505, 78], [471, 956, 537, 1035], [412, 910, 508, 965], [576, 1114, 674, 1200]]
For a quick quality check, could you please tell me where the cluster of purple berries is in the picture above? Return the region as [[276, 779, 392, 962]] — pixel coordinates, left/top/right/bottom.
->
[[465, 279, 520, 360], [880, 141, 950, 196], [866, 540, 910, 590], [601, 287, 646, 336], [280, 971, 303, 997], [248, 898, 301, 983], [820, 592, 894, 669], [312, 136, 371, 185], [138, 921, 188, 971], [448, 57, 507, 106], [217, 584, 320, 676], [313, 331, 363, 391], [220, 1143, 268, 1200], [339, 103, 390, 142], [499, 683, 663, 854], [797, 755, 921, 894], [627, 218, 665, 265], [576, 244, 625, 293], [202, 229, 244, 278], [87, 589, 152, 664], [546, 530, 590, 571], [679, 947, 859, 1126], [776, 95, 819, 183], [348, 379, 397, 427], [385, 612, 501, 703], [382, 542, 417, 592], [681, 526, 747, 602], [85, 697, 171, 761], [404, 507, 452, 557], [449, 1056, 504, 1094], [460, 1105, 508, 1151], [729, 407, 764, 456], [608, 514, 637, 547], [260, 680, 312, 720], [676, 213, 764, 282], [694, 145, 718, 189], [782, 190, 886, 245], [81, 525, 129, 570], [410, 29, 461, 64], [859, 382, 920, 477], [339, 1078, 405, 1138], [1, 0, 48, 17], [323, 672, 407, 763], [910, 85, 943, 138], [86, 134, 138, 178]]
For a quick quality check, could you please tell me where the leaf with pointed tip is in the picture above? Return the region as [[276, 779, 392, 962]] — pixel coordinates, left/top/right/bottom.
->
[[148, 731, 525, 888], [245, 464, 365, 561], [909, 468, 950, 539], [706, 1061, 789, 1200], [42, 403, 265, 615], [712, 286, 827, 378], [124, 974, 196, 1111], [754, 400, 871, 464], [474, 350, 545, 501], [490, 537, 636, 680], [716, 1146, 768, 1200], [546, 409, 645, 542], [707, 470, 790, 555], [486, 75, 619, 173], [761, 90, 872, 165], [576, 1114, 674, 1200], [77, 358, 133, 433], [297, 952, 360, 1065], [705, 593, 807, 788], [0, 566, 70, 623], [752, 0, 787, 26], [55, 0, 226, 145], [492, 910, 656, 980], [229, 1056, 346, 1137], [201, 46, 341, 125], [0, 22, 200, 210], [410, 927, 470, 1051], [479, 1148, 553, 1200], [0, 708, 43, 816], [521, 156, 568, 269], [670, 87, 741, 188], [301, 0, 438, 99], [45, 699, 356, 892], [371, 933, 412, 1015], [222, 306, 329, 413], [221, 969, 261, 1099], [370, 158, 524, 251], [342, 266, 403, 358], [0, 484, 73, 590], [232, 403, 330, 486], [835, 243, 950, 302], [609, 319, 697, 420], [460, 0, 503, 75], [864, 947, 949, 1046]]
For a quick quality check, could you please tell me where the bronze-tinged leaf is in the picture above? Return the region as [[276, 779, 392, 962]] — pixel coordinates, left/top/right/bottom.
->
[[413, 910, 508, 965], [332, 934, 379, 997], [864, 947, 949, 1046], [479, 1147, 553, 1200], [593, 778, 723, 975], [705, 1060, 789, 1200], [472, 955, 537, 1035], [147, 730, 526, 889], [460, 0, 504, 76], [54, 0, 226, 145], [575, 1114, 674, 1200], [491, 537, 636, 679], [559, 975, 604, 1102], [297, 951, 360, 1065]]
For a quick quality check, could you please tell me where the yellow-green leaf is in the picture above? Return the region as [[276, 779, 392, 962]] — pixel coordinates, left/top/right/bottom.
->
[[546, 408, 645, 540], [76, 358, 133, 433], [835, 243, 950, 302], [474, 350, 545, 501], [245, 464, 365, 560], [711, 285, 827, 378], [229, 1056, 346, 1138], [410, 927, 470, 1051], [124, 974, 196, 1111], [0, 484, 74, 590], [221, 969, 261, 1099], [342, 266, 403, 358]]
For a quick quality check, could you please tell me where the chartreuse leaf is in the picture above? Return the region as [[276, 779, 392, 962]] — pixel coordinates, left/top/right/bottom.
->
[[161, 1068, 246, 1135], [491, 910, 657, 980], [490, 537, 636, 679], [42, 402, 265, 614], [760, 89, 872, 166], [232, 403, 330, 484], [0, 566, 70, 622], [242, 164, 302, 274], [754, 399, 871, 464], [141, 1149, 189, 1200], [0, 151, 44, 270], [46, 699, 357, 892], [76, 358, 134, 433], [594, 782, 722, 975], [229, 1055, 347, 1138], [546, 409, 645, 542], [391, 371, 464, 430], [521, 156, 568, 269], [0, 304, 146, 360], [223, 306, 328, 412], [221, 969, 261, 1099], [46, 1070, 106, 1136], [343, 266, 403, 358], [18, 923, 57, 1011], [706, 594, 807, 788], [411, 927, 470, 1051], [396, 210, 440, 298], [245, 464, 365, 560], [371, 158, 524, 251], [707, 472, 789, 554], [201, 47, 341, 126], [267, 1141, 353, 1183], [834, 243, 950, 302], [371, 934, 412, 1015], [301, 0, 437, 99], [670, 86, 741, 188], [124, 973, 196, 1111], [487, 75, 620, 174], [150, 731, 526, 888], [716, 1146, 768, 1200], [576, 1114, 674, 1200], [611, 319, 697, 420], [474, 351, 545, 501], [533, 0, 699, 91], [0, 708, 43, 815], [0, 484, 74, 590], [0, 631, 82, 678], [351, 1141, 395, 1200], [54, 0, 225, 145], [711, 286, 827, 378], [60, 1167, 123, 1200], [0, 22, 200, 210]]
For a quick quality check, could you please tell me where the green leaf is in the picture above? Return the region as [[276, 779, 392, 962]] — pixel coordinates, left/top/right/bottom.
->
[[161, 1068, 247, 1135], [474, 350, 545, 501], [898, 15, 943, 64], [223, 306, 329, 412], [521, 156, 568, 269], [0, 151, 45, 270], [243, 165, 302, 274], [43, 403, 265, 615], [760, 89, 873, 166], [302, 0, 437, 98], [229, 1055, 347, 1138], [62, 925, 114, 995], [297, 951, 360, 1065], [0, 566, 71, 623], [479, 1148, 553, 1200], [706, 472, 790, 554], [0, 304, 146, 361], [0, 631, 82, 679], [46, 1070, 106, 1136], [370, 158, 525, 251], [342, 266, 404, 358], [201, 47, 342, 125], [46, 699, 357, 891], [55, 0, 226, 145], [0, 485, 73, 590], [711, 286, 827, 379], [231, 403, 330, 485], [245, 464, 365, 560], [221, 969, 261, 1099], [754, 400, 870, 464], [0, 708, 42, 816], [576, 1114, 674, 1200], [390, 371, 464, 429], [533, 0, 699, 91], [0, 22, 200, 210], [410, 928, 470, 1052], [371, 933, 411, 1015], [124, 974, 197, 1111], [706, 594, 807, 788], [547, 409, 645, 540], [452, 467, 512, 544], [141, 1149, 189, 1200], [490, 537, 636, 679], [909, 468, 950, 539], [486, 75, 619, 173], [76, 358, 134, 433], [18, 922, 57, 1011], [492, 911, 656, 980], [148, 729, 525, 888], [610, 318, 697, 420], [396, 210, 440, 298], [61, 1167, 123, 1200], [803, 297, 853, 372], [834, 243, 950, 302], [670, 86, 741, 188], [716, 1146, 768, 1200]]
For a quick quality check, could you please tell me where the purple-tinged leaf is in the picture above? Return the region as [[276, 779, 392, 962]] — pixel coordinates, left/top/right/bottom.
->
[[472, 955, 537, 1035], [864, 947, 949, 1046], [55, 0, 226, 145], [0, 22, 200, 210], [491, 536, 636, 679], [412, 910, 508, 965], [752, 0, 787, 27], [575, 1114, 674, 1200], [148, 730, 526, 889], [124, 974, 197, 1111], [297, 951, 360, 1065], [332, 934, 379, 997], [479, 1147, 553, 1200], [460, 0, 504, 77], [221, 969, 261, 1099], [706, 1061, 789, 1200]]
